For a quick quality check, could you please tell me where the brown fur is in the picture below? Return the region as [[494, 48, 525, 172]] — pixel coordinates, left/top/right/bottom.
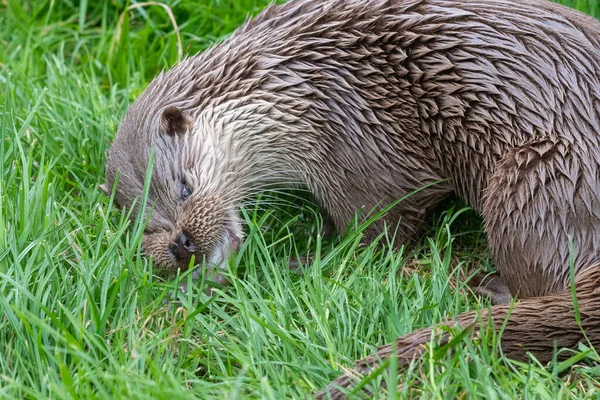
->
[[103, 0, 600, 397]]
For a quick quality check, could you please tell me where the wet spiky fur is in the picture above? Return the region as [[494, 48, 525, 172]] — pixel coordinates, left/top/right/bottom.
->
[[103, 0, 600, 397]]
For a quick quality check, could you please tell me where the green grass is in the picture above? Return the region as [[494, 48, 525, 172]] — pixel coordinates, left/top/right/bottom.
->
[[1, 0, 600, 399]]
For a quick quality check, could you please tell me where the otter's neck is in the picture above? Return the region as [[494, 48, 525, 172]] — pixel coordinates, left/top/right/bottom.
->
[[186, 93, 319, 202]]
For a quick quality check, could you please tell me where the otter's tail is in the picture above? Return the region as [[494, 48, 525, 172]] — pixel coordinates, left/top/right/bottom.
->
[[317, 266, 600, 400]]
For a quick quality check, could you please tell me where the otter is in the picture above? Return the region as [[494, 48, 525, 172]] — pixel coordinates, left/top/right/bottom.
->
[[102, 0, 600, 398]]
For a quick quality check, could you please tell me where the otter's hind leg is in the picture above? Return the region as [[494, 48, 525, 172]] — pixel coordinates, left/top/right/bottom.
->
[[482, 138, 600, 298], [468, 271, 512, 304]]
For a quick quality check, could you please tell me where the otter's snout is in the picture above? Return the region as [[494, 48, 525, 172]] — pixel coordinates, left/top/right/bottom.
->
[[169, 232, 195, 263]]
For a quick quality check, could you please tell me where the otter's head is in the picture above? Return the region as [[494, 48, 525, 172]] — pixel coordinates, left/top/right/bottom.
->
[[102, 98, 244, 274]]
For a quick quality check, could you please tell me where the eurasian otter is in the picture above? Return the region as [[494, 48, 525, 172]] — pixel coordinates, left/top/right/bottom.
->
[[102, 0, 600, 397]]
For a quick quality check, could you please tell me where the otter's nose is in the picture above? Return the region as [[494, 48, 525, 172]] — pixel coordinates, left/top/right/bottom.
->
[[169, 232, 195, 262]]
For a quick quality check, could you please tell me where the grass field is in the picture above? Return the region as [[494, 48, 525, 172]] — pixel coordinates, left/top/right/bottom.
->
[[2, 0, 600, 399]]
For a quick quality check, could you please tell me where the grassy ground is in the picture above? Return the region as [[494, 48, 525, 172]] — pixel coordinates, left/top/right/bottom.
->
[[1, 0, 600, 399]]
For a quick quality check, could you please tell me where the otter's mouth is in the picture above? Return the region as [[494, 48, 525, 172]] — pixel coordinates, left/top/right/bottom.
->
[[168, 219, 243, 276], [192, 223, 242, 286], [207, 226, 242, 269]]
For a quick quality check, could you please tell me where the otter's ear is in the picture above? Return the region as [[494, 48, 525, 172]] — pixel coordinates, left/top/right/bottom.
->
[[98, 183, 110, 196], [161, 106, 192, 136]]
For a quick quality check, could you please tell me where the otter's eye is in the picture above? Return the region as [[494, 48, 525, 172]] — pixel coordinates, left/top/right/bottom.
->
[[180, 184, 191, 201]]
